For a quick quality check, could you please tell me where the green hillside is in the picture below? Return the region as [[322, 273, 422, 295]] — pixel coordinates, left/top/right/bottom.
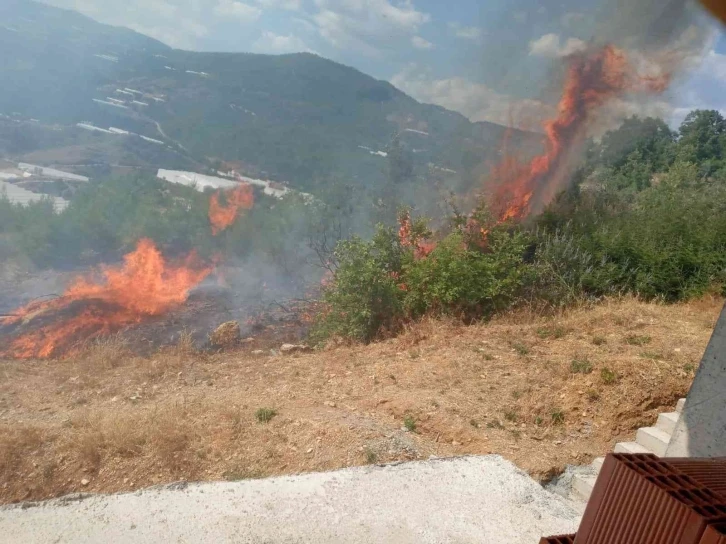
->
[[0, 0, 537, 191]]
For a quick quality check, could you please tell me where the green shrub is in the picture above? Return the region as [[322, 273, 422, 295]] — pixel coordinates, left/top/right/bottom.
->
[[551, 410, 565, 425], [528, 228, 628, 306], [403, 415, 417, 433], [312, 218, 534, 344], [402, 229, 533, 320], [311, 226, 404, 343], [625, 334, 651, 346], [600, 367, 618, 385], [255, 408, 277, 423], [511, 342, 530, 356], [570, 358, 593, 374]]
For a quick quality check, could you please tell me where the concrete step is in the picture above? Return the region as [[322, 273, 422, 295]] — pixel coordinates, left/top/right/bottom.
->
[[676, 398, 686, 414], [614, 441, 653, 454], [636, 427, 670, 456], [591, 457, 605, 473], [572, 474, 598, 502], [655, 412, 679, 435]]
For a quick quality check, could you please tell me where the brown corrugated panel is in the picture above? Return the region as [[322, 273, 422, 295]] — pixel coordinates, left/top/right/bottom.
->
[[668, 459, 726, 502], [539, 535, 576, 544], [699, 523, 726, 544], [574, 454, 726, 544]]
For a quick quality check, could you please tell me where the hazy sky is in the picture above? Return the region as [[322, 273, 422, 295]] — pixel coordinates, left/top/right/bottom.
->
[[42, 0, 726, 128]]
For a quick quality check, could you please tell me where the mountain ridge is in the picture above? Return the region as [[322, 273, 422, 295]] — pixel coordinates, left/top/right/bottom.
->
[[0, 0, 539, 191]]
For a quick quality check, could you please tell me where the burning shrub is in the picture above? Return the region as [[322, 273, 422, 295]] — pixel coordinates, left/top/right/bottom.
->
[[402, 229, 533, 321], [312, 216, 534, 343]]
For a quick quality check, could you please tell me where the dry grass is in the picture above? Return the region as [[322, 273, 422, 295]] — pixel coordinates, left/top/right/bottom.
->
[[77, 334, 132, 369], [0, 296, 721, 504]]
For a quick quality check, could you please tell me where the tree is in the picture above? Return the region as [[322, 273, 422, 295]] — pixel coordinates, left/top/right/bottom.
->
[[596, 116, 675, 176], [677, 110, 726, 163]]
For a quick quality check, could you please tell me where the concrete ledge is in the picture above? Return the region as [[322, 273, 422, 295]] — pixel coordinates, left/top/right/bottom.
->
[[0, 456, 580, 544]]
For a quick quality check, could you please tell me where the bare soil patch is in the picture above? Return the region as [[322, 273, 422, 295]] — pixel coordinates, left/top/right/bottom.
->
[[0, 297, 721, 504]]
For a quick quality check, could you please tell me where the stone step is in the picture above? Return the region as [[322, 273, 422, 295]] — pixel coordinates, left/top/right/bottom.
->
[[614, 441, 653, 455], [655, 412, 679, 435], [636, 427, 671, 456], [676, 398, 686, 414], [591, 457, 605, 473], [572, 474, 598, 502]]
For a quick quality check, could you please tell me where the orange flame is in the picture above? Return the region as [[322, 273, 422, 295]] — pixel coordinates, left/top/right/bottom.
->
[[398, 211, 435, 259], [209, 183, 254, 235], [490, 45, 669, 223], [0, 239, 213, 359]]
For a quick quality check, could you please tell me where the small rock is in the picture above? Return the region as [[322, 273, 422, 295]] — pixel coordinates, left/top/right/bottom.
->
[[452, 441, 461, 446], [251, 350, 264, 356], [280, 344, 312, 354], [81, 479, 90, 486], [306, 448, 314, 454], [209, 321, 241, 348], [324, 401, 336, 408]]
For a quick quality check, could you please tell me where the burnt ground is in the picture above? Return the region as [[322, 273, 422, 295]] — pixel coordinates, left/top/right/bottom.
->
[[0, 296, 721, 505], [0, 266, 314, 357]]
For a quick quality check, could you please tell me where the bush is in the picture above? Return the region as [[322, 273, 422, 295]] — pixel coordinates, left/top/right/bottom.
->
[[529, 228, 629, 306], [312, 217, 535, 343], [402, 229, 533, 320], [570, 358, 593, 374], [255, 408, 277, 423], [593, 179, 726, 300], [311, 226, 405, 343], [534, 173, 726, 302]]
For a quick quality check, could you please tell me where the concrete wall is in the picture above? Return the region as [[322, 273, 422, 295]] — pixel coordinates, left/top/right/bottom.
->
[[666, 302, 726, 457]]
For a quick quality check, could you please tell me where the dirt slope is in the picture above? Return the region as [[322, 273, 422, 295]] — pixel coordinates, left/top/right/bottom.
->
[[0, 296, 721, 504]]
